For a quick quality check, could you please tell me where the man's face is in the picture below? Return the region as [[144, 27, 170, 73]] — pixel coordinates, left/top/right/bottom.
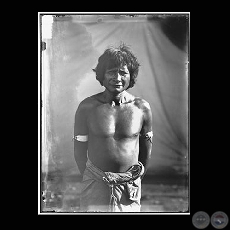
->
[[103, 65, 130, 94]]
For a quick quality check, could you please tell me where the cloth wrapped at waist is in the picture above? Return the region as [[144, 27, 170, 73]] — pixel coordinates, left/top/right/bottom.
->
[[80, 159, 144, 212]]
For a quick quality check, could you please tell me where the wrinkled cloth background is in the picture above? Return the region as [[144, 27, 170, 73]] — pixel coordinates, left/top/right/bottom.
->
[[40, 14, 189, 212]]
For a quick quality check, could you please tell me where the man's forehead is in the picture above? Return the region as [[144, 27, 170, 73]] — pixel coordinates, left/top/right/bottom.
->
[[106, 65, 128, 71]]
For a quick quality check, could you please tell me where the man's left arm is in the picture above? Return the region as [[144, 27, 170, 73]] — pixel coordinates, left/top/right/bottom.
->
[[139, 100, 153, 179]]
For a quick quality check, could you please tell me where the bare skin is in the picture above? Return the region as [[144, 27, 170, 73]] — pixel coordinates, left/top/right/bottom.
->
[[74, 65, 153, 176]]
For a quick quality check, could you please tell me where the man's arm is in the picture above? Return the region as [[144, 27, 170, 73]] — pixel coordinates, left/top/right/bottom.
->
[[138, 100, 153, 179], [74, 100, 89, 176]]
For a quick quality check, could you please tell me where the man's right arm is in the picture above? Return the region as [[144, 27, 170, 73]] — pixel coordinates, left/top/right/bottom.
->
[[74, 100, 89, 176]]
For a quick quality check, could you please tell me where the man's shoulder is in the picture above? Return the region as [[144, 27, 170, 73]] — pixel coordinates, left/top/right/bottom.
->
[[134, 97, 151, 111], [77, 93, 102, 110], [133, 97, 152, 122]]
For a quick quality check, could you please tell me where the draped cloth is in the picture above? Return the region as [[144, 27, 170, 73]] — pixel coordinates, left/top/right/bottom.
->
[[80, 158, 144, 212], [43, 15, 188, 176]]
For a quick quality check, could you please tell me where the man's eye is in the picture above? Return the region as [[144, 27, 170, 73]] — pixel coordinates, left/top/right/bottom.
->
[[119, 71, 127, 75]]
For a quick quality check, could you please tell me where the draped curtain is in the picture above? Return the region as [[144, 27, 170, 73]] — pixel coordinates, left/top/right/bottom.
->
[[41, 14, 189, 178]]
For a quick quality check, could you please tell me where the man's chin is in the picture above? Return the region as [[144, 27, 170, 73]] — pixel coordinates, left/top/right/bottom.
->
[[112, 88, 125, 94]]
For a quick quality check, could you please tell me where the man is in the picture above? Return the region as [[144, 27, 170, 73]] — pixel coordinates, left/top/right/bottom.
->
[[73, 43, 153, 212]]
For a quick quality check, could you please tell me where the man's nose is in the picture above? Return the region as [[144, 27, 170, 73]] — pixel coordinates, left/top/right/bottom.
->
[[113, 72, 122, 81]]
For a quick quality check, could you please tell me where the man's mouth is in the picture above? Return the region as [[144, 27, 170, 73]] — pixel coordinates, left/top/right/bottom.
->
[[111, 84, 122, 88]]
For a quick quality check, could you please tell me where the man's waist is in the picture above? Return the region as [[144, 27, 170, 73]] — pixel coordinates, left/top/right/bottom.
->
[[87, 150, 139, 172], [85, 158, 144, 185]]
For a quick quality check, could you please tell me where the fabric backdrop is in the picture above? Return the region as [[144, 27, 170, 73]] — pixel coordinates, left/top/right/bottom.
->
[[41, 14, 189, 179]]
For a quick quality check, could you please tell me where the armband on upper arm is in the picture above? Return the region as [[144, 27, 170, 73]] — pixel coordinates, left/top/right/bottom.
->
[[72, 135, 88, 142], [142, 131, 153, 144]]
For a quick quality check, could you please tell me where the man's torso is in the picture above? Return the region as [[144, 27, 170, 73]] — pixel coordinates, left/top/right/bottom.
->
[[85, 93, 145, 172]]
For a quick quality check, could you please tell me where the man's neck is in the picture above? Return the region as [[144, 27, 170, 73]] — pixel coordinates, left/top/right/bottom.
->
[[103, 90, 133, 105]]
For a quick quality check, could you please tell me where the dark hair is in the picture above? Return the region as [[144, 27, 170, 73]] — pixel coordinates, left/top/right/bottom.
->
[[93, 43, 140, 89]]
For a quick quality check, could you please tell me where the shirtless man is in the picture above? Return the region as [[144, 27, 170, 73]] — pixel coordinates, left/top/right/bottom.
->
[[73, 44, 153, 212]]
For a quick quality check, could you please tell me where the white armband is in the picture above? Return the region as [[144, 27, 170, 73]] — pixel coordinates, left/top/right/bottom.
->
[[144, 131, 153, 143], [72, 135, 88, 142]]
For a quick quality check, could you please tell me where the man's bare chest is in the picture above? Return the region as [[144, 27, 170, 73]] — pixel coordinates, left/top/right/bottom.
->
[[88, 104, 143, 137]]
